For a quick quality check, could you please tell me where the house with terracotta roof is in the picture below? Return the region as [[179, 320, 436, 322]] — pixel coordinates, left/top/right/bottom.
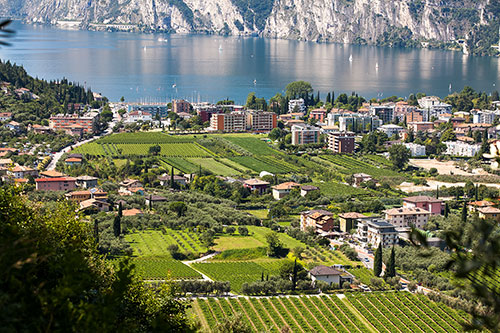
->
[[0, 158, 13, 167], [8, 165, 38, 179], [65, 190, 92, 203], [300, 210, 335, 233], [243, 178, 270, 194], [158, 174, 188, 187], [35, 177, 77, 191], [476, 206, 500, 222], [65, 157, 82, 166], [75, 175, 98, 188], [271, 182, 301, 200], [338, 212, 370, 233], [300, 185, 319, 197], [402, 196, 444, 215], [5, 121, 21, 132], [40, 170, 66, 178], [308, 265, 353, 286], [0, 112, 12, 121], [468, 200, 495, 212], [384, 207, 431, 229], [122, 208, 144, 217], [120, 179, 143, 190], [79, 198, 110, 212]]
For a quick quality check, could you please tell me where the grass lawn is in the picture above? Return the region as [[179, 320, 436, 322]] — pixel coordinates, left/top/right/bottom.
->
[[213, 235, 265, 251], [243, 209, 269, 219]]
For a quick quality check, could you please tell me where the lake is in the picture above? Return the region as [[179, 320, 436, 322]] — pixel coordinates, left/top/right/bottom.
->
[[0, 21, 499, 103]]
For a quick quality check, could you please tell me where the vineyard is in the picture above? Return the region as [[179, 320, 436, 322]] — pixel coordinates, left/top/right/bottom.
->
[[98, 132, 194, 144], [307, 181, 369, 197], [188, 158, 242, 176], [320, 155, 402, 178], [228, 156, 298, 174], [124, 229, 207, 257], [223, 136, 278, 155], [194, 292, 469, 333], [191, 260, 286, 292]]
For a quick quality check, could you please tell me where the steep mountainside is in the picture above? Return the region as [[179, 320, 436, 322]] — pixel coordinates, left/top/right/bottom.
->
[[1, 0, 499, 55]]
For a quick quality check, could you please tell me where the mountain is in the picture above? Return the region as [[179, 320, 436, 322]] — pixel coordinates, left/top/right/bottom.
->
[[1, 0, 499, 55]]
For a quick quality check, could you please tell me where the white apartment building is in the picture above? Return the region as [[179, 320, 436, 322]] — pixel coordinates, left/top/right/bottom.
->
[[404, 143, 426, 157], [377, 124, 405, 138], [291, 124, 321, 145], [444, 141, 481, 157], [126, 110, 153, 123], [288, 99, 306, 113], [473, 110, 496, 124], [356, 218, 398, 248], [384, 207, 430, 229]]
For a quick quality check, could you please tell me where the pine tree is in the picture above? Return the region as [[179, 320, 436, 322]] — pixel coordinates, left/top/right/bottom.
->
[[385, 246, 396, 278], [374, 243, 383, 277], [113, 215, 121, 237], [149, 195, 153, 210], [461, 201, 468, 223]]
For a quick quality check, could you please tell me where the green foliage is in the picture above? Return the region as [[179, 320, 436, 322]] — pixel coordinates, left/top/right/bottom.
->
[[285, 80, 313, 99], [230, 0, 275, 31], [385, 246, 396, 278], [266, 231, 284, 257], [389, 144, 410, 171], [376, 26, 420, 48], [374, 243, 383, 277]]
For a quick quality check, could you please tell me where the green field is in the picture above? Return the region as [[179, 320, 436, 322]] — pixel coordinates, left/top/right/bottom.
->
[[194, 292, 469, 332], [320, 155, 403, 179], [191, 260, 286, 292], [223, 136, 278, 155], [124, 229, 207, 257], [161, 157, 199, 173], [228, 156, 292, 174], [99, 132, 193, 144], [307, 181, 369, 197], [188, 158, 241, 176], [132, 258, 201, 280]]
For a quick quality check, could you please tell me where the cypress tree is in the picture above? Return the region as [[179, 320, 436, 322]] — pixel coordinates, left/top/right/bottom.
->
[[170, 166, 175, 188], [93, 219, 99, 244], [332, 91, 335, 104], [118, 202, 123, 218], [113, 215, 121, 237], [149, 195, 153, 210], [444, 203, 449, 218], [261, 272, 264, 282], [326, 92, 331, 104], [461, 201, 468, 223], [374, 243, 383, 277], [385, 246, 396, 278], [436, 186, 439, 199], [475, 184, 479, 201], [292, 258, 298, 291]]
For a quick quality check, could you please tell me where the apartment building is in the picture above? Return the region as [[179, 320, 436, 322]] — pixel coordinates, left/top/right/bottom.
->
[[328, 131, 355, 154], [246, 111, 277, 132], [210, 112, 246, 131], [291, 124, 321, 145], [49, 112, 99, 134], [370, 105, 394, 124], [172, 99, 191, 114], [404, 143, 426, 157], [403, 196, 444, 215], [309, 108, 327, 122], [288, 99, 306, 113], [300, 210, 335, 233], [444, 141, 481, 157], [384, 207, 431, 229], [356, 218, 399, 248]]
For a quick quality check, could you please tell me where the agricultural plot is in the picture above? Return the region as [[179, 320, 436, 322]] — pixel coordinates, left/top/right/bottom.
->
[[99, 132, 193, 144], [196, 293, 468, 332], [320, 155, 402, 178], [132, 258, 201, 280], [304, 247, 360, 267], [229, 156, 290, 174], [112, 143, 212, 157], [191, 261, 282, 292], [247, 226, 305, 249], [307, 181, 369, 197], [256, 156, 302, 173], [124, 229, 207, 257], [224, 136, 278, 155], [161, 157, 199, 173], [188, 158, 241, 176], [72, 142, 106, 156]]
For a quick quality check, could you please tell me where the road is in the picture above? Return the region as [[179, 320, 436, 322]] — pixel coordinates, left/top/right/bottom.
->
[[46, 124, 114, 171]]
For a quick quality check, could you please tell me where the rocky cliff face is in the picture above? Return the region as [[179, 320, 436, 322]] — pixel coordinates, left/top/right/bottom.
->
[[0, 0, 496, 52]]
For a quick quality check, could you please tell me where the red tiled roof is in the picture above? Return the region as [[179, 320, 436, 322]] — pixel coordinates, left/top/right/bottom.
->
[[35, 177, 76, 182]]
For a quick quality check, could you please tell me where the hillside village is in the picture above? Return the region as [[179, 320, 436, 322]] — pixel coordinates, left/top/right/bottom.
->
[[3, 62, 500, 331]]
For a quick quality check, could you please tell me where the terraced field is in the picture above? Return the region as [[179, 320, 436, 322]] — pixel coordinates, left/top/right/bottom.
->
[[188, 158, 241, 176], [194, 292, 469, 332]]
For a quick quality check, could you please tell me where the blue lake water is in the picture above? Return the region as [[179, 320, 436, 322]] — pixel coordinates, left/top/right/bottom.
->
[[0, 20, 499, 103]]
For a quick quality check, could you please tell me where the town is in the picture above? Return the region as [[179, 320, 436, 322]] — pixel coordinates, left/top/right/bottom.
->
[[2, 61, 500, 332]]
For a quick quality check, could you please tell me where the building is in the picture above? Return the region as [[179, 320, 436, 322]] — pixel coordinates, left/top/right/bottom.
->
[[157, 174, 188, 187], [122, 208, 144, 217], [127, 103, 168, 118], [473, 110, 496, 124], [300, 210, 335, 233], [402, 196, 444, 215], [384, 207, 431, 229], [40, 170, 66, 178], [352, 173, 373, 187], [476, 206, 500, 222], [0, 112, 12, 121], [328, 131, 355, 154], [370, 105, 394, 124], [145, 195, 168, 206], [120, 179, 143, 190], [5, 121, 21, 131], [408, 122, 434, 133], [288, 99, 306, 113], [172, 99, 191, 114], [404, 143, 426, 157], [291, 124, 321, 145], [271, 182, 301, 200], [66, 190, 92, 203], [444, 141, 481, 157], [339, 115, 382, 133], [300, 185, 319, 197], [79, 198, 110, 212], [246, 111, 277, 132], [356, 218, 399, 248], [76, 175, 99, 188], [49, 113, 99, 134], [308, 265, 353, 286], [35, 177, 77, 191], [338, 212, 369, 233], [8, 165, 38, 179], [65, 157, 82, 166], [243, 178, 270, 194], [406, 110, 425, 123], [309, 108, 327, 122], [377, 124, 405, 138], [468, 200, 495, 212], [210, 112, 246, 132], [126, 110, 153, 123], [418, 96, 441, 109]]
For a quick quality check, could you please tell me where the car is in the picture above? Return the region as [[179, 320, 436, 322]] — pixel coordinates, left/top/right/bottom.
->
[[363, 258, 370, 262]]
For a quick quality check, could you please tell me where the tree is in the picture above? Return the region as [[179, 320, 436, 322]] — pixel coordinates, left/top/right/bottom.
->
[[444, 203, 449, 218], [374, 243, 383, 277], [461, 201, 468, 223], [440, 128, 457, 142], [170, 166, 175, 188], [148, 144, 161, 155], [385, 246, 396, 278], [238, 226, 249, 236], [169, 201, 187, 217], [118, 202, 123, 217], [93, 219, 99, 244], [200, 230, 215, 247], [215, 313, 252, 333], [285, 81, 313, 99], [266, 232, 283, 257], [113, 214, 121, 237], [492, 90, 499, 101], [120, 96, 125, 102], [389, 144, 410, 171]]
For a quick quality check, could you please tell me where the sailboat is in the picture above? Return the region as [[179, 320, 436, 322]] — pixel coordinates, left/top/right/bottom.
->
[[375, 62, 379, 69], [449, 83, 452, 93], [349, 54, 353, 62], [219, 44, 223, 52], [143, 46, 147, 52], [253, 79, 257, 85]]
